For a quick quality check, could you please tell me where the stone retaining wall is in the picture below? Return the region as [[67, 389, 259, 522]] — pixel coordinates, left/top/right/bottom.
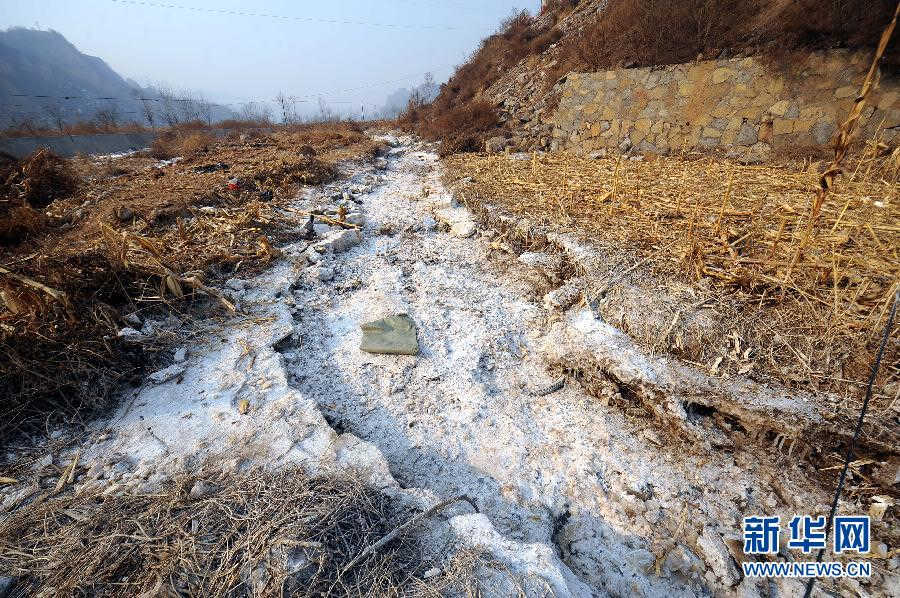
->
[[552, 51, 900, 161]]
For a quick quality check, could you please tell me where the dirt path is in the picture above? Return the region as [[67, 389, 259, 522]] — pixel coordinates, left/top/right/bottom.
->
[[9, 134, 891, 597], [277, 136, 846, 597]]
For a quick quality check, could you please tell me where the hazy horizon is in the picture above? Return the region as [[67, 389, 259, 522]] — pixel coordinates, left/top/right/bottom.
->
[[0, 0, 540, 118]]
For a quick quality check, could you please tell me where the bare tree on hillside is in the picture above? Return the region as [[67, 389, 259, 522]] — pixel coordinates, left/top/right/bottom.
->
[[177, 90, 202, 123], [141, 99, 156, 129], [43, 103, 66, 133], [156, 86, 181, 127], [421, 72, 438, 102]]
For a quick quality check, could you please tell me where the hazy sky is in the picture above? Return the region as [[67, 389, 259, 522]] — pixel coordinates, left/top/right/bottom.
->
[[1, 0, 540, 116]]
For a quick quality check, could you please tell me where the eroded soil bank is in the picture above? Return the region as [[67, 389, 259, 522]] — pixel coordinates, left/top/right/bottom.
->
[[2, 134, 895, 597]]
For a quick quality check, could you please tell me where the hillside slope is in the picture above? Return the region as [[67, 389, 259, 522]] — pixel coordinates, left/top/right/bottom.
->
[[415, 0, 900, 154], [0, 28, 234, 129]]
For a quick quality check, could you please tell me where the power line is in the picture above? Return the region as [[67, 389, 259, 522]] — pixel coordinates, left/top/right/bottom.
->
[[108, 0, 461, 30], [803, 289, 899, 598]]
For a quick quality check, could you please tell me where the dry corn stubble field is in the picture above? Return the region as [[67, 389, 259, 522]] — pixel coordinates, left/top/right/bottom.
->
[[446, 147, 900, 450], [0, 464, 487, 598], [0, 123, 383, 438]]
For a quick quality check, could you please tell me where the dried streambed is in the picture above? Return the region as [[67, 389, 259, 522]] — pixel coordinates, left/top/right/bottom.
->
[[2, 135, 895, 597]]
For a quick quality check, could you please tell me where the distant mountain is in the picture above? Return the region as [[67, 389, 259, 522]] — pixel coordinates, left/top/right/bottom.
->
[[0, 27, 235, 129], [379, 73, 439, 119]]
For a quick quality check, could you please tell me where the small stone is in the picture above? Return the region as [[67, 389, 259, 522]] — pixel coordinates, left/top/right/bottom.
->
[[117, 327, 142, 338], [662, 544, 700, 577], [374, 158, 388, 170], [318, 229, 361, 254], [419, 215, 438, 232], [345, 212, 365, 227], [484, 136, 508, 154], [148, 364, 185, 384], [423, 567, 441, 579], [697, 527, 740, 586], [811, 121, 835, 146], [306, 266, 334, 282], [116, 207, 134, 222], [124, 312, 142, 327], [360, 314, 419, 356], [450, 221, 476, 238], [173, 347, 188, 363], [313, 223, 331, 236], [225, 278, 246, 291], [304, 247, 323, 263], [544, 279, 582, 311], [518, 251, 562, 271], [735, 122, 758, 146]]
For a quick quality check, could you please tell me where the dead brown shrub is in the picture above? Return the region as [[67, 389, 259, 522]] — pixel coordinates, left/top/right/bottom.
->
[[428, 11, 541, 118], [179, 132, 217, 155], [552, 0, 899, 79], [0, 121, 151, 139], [149, 134, 176, 160], [0, 206, 46, 246], [419, 100, 500, 156], [15, 149, 80, 209]]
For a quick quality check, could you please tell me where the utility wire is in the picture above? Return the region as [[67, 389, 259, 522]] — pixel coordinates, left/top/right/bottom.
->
[[802, 288, 899, 598], [108, 0, 461, 30]]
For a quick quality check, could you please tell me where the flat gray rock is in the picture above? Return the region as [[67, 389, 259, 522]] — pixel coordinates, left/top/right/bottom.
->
[[148, 364, 186, 385], [360, 314, 419, 356]]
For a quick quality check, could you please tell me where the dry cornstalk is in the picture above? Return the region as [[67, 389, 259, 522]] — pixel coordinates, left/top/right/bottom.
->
[[0, 266, 72, 312], [341, 495, 476, 575], [782, 1, 900, 291]]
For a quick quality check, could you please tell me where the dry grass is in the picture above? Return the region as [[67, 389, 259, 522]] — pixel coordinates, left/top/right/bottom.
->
[[0, 466, 483, 597], [553, 0, 900, 90], [0, 124, 378, 441], [402, 10, 558, 153], [410, 100, 500, 157], [447, 147, 899, 447]]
